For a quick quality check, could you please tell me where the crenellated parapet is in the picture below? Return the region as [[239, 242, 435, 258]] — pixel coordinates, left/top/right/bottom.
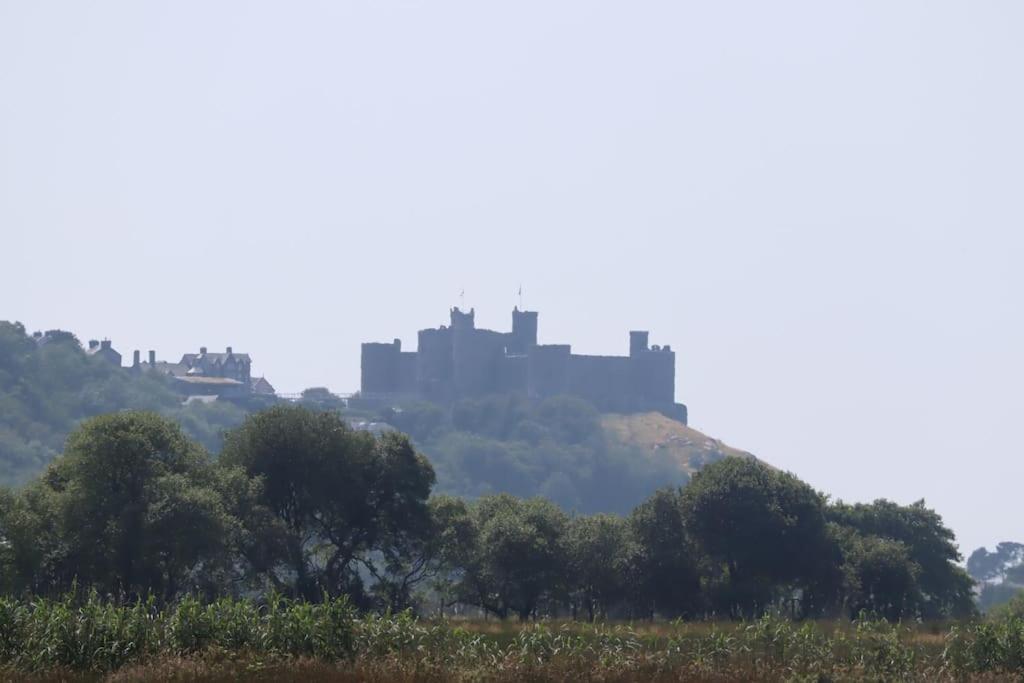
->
[[360, 306, 687, 423]]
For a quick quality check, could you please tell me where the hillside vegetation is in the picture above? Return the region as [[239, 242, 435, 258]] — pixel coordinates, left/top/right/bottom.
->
[[0, 321, 249, 485], [379, 396, 715, 515]]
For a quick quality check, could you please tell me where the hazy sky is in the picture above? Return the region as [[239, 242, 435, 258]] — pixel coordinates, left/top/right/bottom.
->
[[2, 2, 1021, 555]]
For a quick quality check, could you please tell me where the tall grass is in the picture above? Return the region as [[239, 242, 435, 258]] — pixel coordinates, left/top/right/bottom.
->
[[0, 593, 1022, 680]]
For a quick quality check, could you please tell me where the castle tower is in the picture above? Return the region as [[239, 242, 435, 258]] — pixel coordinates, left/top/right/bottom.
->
[[629, 330, 649, 357], [509, 307, 538, 354], [450, 307, 475, 330]]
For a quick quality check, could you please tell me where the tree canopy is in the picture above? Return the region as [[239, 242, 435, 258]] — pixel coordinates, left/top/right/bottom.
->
[[0, 403, 977, 621]]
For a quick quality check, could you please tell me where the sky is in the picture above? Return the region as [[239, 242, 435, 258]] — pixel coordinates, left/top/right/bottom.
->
[[1, 1, 1021, 556]]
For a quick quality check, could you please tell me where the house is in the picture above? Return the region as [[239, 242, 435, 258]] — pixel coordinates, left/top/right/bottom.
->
[[86, 339, 122, 367], [132, 346, 271, 398]]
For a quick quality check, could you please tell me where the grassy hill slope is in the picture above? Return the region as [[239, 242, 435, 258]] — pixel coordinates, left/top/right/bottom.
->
[[602, 412, 756, 477]]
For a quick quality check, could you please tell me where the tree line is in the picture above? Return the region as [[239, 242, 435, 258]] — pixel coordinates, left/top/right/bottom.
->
[[0, 406, 975, 621]]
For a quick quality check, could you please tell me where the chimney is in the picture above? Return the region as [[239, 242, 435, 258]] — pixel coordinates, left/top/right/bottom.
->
[[226, 346, 233, 354], [148, 350, 156, 366], [200, 346, 207, 355], [100, 340, 111, 350], [88, 339, 99, 350], [133, 350, 140, 367]]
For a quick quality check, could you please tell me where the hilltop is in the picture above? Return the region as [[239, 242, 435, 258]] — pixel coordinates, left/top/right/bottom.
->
[[601, 412, 756, 477]]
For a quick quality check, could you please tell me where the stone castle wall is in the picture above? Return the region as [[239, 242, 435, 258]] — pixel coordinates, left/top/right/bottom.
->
[[360, 307, 686, 423]]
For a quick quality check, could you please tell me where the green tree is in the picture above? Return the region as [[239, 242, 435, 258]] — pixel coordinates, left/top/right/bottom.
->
[[364, 494, 474, 614], [627, 488, 703, 618], [967, 542, 1024, 583], [680, 458, 832, 618], [987, 587, 1024, 620], [219, 405, 435, 603], [456, 494, 568, 620], [298, 387, 348, 412], [828, 499, 976, 618], [10, 412, 236, 600], [832, 525, 921, 620], [565, 513, 633, 620]]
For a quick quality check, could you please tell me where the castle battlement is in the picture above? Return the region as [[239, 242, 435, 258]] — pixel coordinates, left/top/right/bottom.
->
[[361, 307, 687, 423]]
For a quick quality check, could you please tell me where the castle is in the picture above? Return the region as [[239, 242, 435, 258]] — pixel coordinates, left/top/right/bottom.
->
[[361, 307, 687, 423]]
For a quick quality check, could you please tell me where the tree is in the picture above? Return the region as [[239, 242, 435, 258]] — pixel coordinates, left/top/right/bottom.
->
[[680, 458, 833, 618], [832, 525, 921, 620], [11, 412, 236, 600], [298, 387, 348, 412], [363, 494, 474, 614], [456, 494, 568, 620], [628, 488, 702, 618], [565, 514, 633, 620], [219, 405, 435, 603], [828, 499, 976, 618], [967, 542, 1024, 583]]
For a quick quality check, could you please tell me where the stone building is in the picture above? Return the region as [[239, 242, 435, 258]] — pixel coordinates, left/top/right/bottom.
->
[[361, 307, 687, 423], [132, 346, 264, 398], [86, 339, 122, 366]]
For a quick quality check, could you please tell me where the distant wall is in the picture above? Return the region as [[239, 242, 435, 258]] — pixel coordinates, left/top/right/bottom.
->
[[566, 355, 632, 412], [416, 327, 453, 400], [527, 344, 571, 399], [397, 351, 418, 393], [361, 341, 401, 394], [497, 354, 528, 394], [453, 328, 506, 397], [630, 348, 675, 407]]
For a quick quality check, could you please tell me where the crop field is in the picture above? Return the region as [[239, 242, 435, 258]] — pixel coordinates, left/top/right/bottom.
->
[[0, 595, 1022, 682]]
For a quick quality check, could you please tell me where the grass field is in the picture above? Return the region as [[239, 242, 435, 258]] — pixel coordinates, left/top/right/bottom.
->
[[1, 594, 1023, 681]]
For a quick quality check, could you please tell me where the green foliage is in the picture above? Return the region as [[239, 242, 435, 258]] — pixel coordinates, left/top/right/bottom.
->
[[564, 514, 633, 621], [628, 488, 702, 618], [0, 402, 977, 629], [220, 405, 436, 603], [2, 413, 239, 600], [680, 458, 835, 617], [0, 592, 357, 673], [0, 597, 1022, 679], [456, 495, 570, 620], [297, 386, 349, 412], [832, 526, 921, 621], [987, 589, 1024, 621], [164, 400, 249, 453], [0, 321, 260, 486], [828, 498, 976, 618], [968, 541, 1024, 583], [391, 394, 688, 515]]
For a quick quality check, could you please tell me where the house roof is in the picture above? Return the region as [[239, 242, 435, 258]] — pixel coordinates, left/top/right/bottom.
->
[[140, 361, 189, 377], [181, 352, 252, 365], [251, 376, 276, 394], [173, 376, 244, 386]]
